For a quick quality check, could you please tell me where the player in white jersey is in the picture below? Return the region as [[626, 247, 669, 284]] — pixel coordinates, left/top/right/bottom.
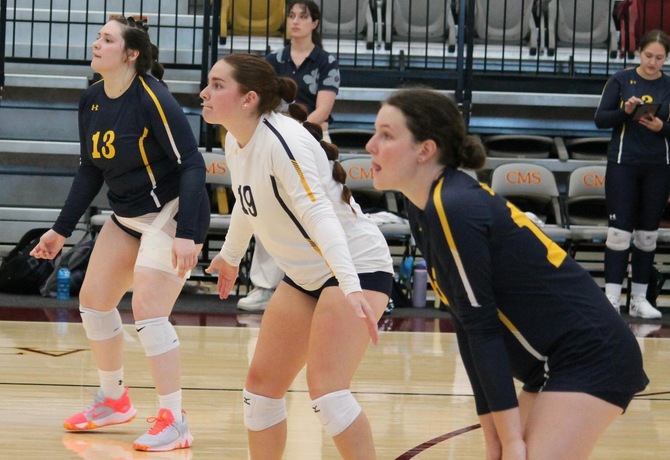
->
[[200, 53, 393, 459]]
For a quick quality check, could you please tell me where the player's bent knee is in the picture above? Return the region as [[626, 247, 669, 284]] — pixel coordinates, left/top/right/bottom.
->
[[79, 305, 123, 341], [242, 388, 287, 431], [135, 316, 179, 357], [606, 227, 632, 251], [633, 230, 658, 252], [311, 389, 362, 437]]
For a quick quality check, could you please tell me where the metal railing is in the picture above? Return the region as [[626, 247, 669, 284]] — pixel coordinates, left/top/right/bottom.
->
[[2, 0, 667, 130], [3, 0, 205, 66]]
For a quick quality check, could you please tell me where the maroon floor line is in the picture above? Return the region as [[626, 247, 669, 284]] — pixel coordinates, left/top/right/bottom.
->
[[394, 423, 482, 459]]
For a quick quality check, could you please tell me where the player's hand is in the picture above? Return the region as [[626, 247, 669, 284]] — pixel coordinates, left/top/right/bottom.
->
[[624, 96, 643, 115], [29, 229, 65, 260], [172, 237, 198, 278], [205, 254, 239, 299], [346, 291, 379, 345], [638, 114, 663, 132]]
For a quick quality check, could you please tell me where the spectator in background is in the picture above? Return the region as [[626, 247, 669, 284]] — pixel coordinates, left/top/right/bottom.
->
[[595, 29, 670, 319], [367, 87, 648, 460], [200, 53, 393, 459], [267, 0, 340, 141], [236, 0, 342, 312], [30, 16, 209, 452]]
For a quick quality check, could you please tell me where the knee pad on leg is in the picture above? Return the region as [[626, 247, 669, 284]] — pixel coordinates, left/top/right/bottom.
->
[[135, 316, 179, 357], [633, 230, 658, 252], [606, 227, 632, 251], [79, 306, 123, 341], [242, 388, 287, 431], [311, 390, 361, 437]]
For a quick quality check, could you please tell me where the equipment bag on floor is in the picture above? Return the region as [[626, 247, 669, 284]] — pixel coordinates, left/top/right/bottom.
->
[[40, 232, 96, 298]]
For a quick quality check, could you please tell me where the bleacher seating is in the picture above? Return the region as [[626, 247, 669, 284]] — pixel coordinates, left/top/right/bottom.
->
[[489, 161, 568, 230], [339, 155, 413, 263], [546, 0, 619, 58], [220, 0, 286, 40], [317, 0, 375, 44], [4, 0, 668, 297], [474, 0, 540, 54], [489, 162, 572, 251], [482, 134, 557, 159], [563, 137, 609, 161], [384, 0, 456, 52]]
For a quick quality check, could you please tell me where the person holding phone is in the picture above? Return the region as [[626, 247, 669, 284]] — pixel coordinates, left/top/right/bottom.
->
[[594, 29, 670, 318]]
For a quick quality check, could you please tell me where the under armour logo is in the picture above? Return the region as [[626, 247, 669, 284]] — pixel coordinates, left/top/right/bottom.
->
[[118, 379, 123, 385], [609, 213, 616, 220], [312, 405, 320, 413], [243, 397, 251, 406], [91, 104, 99, 111]]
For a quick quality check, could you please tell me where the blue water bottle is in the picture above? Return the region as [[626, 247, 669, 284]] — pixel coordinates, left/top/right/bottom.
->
[[412, 261, 428, 308], [56, 267, 71, 300]]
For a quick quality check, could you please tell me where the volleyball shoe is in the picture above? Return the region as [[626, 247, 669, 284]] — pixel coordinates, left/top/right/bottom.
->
[[63, 387, 137, 431], [133, 408, 193, 452]]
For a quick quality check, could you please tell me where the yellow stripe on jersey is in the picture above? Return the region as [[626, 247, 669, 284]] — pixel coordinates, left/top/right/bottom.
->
[[138, 76, 182, 164], [498, 310, 547, 362], [507, 203, 567, 268], [290, 159, 316, 202], [433, 178, 481, 307], [138, 127, 157, 188], [481, 183, 566, 268], [429, 266, 450, 306]]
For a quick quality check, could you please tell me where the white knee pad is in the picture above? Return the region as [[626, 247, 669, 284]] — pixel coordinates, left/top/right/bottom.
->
[[311, 390, 361, 437], [242, 388, 287, 431], [606, 227, 632, 251], [633, 230, 658, 252], [135, 316, 179, 357], [79, 306, 123, 341]]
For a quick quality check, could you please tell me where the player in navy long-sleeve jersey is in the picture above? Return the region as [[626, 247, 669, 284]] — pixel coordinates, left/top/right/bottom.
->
[[594, 29, 670, 319], [366, 88, 648, 460], [30, 17, 209, 452]]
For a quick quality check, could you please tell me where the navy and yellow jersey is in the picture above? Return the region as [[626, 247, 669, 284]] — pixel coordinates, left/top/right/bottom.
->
[[406, 168, 646, 415], [595, 68, 670, 164], [265, 45, 340, 123], [53, 75, 207, 240]]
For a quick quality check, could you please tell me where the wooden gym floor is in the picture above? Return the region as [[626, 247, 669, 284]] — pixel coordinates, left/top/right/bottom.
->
[[0, 290, 669, 459]]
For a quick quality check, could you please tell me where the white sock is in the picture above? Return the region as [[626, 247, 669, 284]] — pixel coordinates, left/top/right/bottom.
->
[[605, 283, 622, 300], [98, 368, 124, 400], [630, 282, 648, 299], [158, 389, 182, 418]]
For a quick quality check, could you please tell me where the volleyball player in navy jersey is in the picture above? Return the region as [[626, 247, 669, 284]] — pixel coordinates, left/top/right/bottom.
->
[[366, 88, 648, 460], [595, 29, 670, 319], [200, 53, 393, 459], [30, 17, 209, 452]]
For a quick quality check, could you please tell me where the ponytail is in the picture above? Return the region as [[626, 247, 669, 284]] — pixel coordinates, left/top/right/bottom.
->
[[287, 102, 353, 211]]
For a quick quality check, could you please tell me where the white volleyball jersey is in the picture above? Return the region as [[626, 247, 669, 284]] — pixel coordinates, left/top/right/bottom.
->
[[220, 111, 393, 295]]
